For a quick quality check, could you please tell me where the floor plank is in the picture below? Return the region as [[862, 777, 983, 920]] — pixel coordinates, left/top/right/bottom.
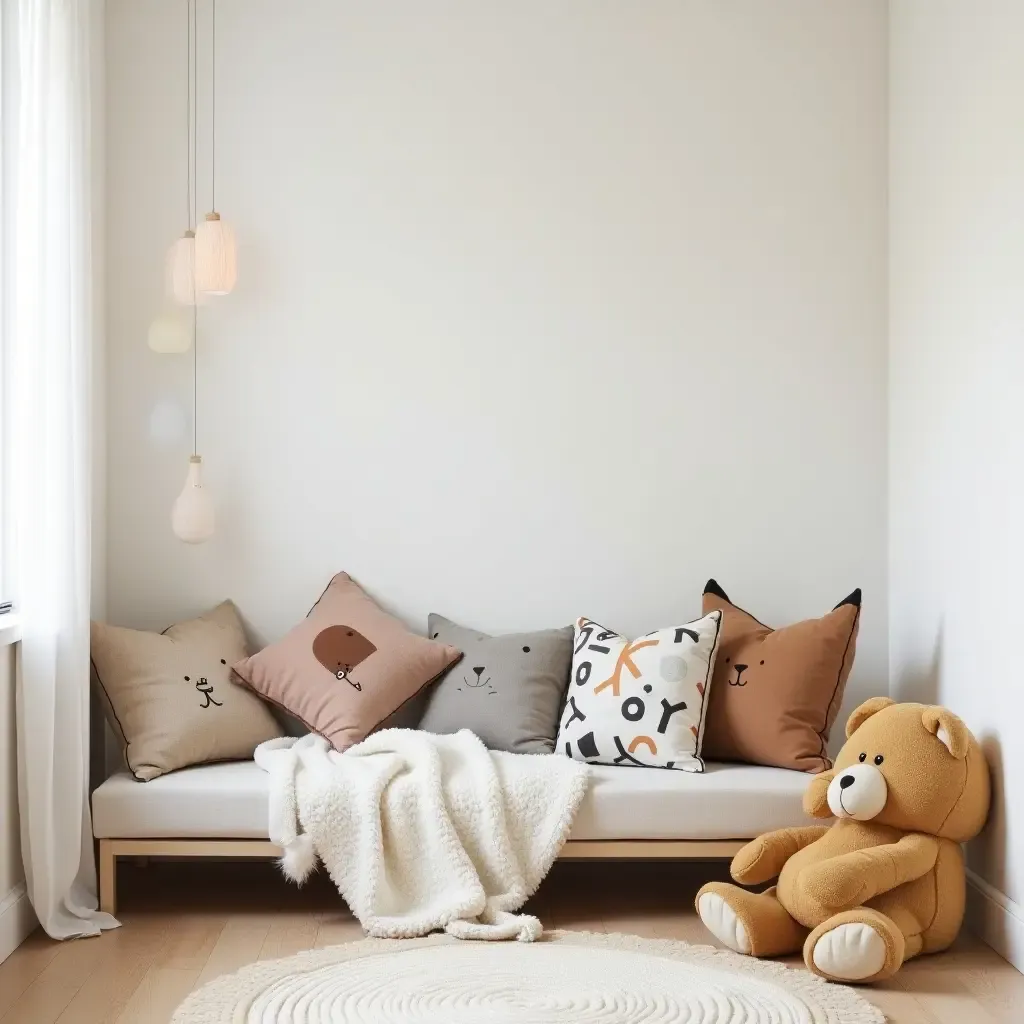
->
[[114, 968, 201, 1024], [1, 931, 111, 1024], [55, 919, 185, 1024], [0, 858, 1017, 1023], [0, 932, 62, 1018]]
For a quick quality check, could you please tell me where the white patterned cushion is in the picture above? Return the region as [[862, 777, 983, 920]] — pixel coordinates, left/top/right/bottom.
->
[[556, 611, 722, 772]]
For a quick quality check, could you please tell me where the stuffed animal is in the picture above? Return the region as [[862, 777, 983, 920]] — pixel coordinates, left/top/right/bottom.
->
[[696, 697, 990, 983]]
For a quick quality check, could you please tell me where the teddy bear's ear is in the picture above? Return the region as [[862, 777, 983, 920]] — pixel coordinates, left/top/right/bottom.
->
[[845, 696, 896, 738], [803, 769, 836, 818], [922, 706, 971, 759]]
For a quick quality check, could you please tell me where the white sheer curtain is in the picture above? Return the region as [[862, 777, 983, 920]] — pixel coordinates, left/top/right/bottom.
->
[[2, 0, 118, 939]]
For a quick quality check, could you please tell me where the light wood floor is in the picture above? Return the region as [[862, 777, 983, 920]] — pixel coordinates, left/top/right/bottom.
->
[[0, 859, 1020, 1023]]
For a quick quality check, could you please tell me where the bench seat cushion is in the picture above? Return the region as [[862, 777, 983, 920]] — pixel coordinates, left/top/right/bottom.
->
[[92, 759, 814, 841]]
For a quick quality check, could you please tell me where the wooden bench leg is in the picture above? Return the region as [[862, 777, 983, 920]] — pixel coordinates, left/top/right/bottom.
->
[[99, 840, 117, 916]]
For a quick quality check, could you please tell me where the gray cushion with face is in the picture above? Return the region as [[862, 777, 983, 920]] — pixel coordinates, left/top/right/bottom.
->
[[418, 614, 574, 754]]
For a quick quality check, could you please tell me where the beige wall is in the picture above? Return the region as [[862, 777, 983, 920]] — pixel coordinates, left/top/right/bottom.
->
[[0, 644, 35, 960], [105, 0, 889, 745], [889, 0, 1024, 969]]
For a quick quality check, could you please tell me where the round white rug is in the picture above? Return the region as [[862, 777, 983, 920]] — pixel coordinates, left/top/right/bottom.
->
[[172, 930, 885, 1023]]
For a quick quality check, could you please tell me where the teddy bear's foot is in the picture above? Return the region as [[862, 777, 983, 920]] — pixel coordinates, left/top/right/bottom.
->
[[696, 882, 806, 957], [804, 908, 906, 983], [697, 886, 750, 953]]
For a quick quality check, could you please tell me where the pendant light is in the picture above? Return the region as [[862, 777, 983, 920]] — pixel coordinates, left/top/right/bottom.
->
[[147, 310, 191, 353], [172, 456, 216, 543], [163, 0, 201, 308], [171, 1, 215, 544], [195, 0, 237, 295], [168, 231, 199, 305]]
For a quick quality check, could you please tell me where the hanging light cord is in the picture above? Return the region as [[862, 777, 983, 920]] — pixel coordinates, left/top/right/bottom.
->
[[191, 0, 199, 457], [212, 0, 216, 211], [185, 0, 191, 230]]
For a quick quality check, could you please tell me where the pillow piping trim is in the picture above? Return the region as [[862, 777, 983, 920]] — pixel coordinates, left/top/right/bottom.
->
[[90, 654, 139, 780], [692, 609, 723, 765], [813, 598, 862, 772], [702, 579, 773, 632]]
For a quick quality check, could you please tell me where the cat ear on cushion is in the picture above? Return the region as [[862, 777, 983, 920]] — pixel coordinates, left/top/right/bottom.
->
[[703, 579, 731, 602], [706, 579, 861, 620]]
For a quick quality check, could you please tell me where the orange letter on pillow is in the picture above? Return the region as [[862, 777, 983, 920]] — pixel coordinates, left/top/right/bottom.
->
[[594, 639, 659, 696]]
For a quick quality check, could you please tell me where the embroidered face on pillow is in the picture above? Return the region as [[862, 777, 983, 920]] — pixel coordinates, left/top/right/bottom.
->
[[555, 611, 722, 772], [417, 615, 574, 754], [90, 601, 283, 781], [700, 579, 861, 773], [312, 625, 377, 689], [232, 573, 461, 752]]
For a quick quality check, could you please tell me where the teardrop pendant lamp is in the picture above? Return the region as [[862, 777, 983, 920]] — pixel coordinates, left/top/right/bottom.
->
[[195, 0, 238, 295]]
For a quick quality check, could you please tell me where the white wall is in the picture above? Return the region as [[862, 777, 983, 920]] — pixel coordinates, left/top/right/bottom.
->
[[105, 1, 888, 737], [890, 0, 1024, 968]]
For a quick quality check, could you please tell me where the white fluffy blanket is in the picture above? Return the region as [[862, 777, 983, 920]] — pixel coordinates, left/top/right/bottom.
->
[[254, 729, 589, 941]]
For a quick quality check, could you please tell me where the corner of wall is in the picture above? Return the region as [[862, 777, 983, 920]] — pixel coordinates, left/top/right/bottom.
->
[[0, 884, 36, 963], [966, 871, 1024, 973]]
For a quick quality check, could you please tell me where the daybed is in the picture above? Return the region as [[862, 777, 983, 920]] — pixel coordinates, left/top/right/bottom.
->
[[92, 758, 814, 914]]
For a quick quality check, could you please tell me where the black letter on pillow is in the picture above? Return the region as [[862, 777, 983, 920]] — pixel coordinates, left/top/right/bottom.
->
[[577, 731, 600, 759], [657, 698, 688, 734], [674, 627, 700, 644], [564, 696, 586, 728], [621, 697, 645, 722]]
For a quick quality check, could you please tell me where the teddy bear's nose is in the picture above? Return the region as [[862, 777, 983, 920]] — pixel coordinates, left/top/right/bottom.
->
[[473, 666, 485, 677], [839, 774, 855, 789]]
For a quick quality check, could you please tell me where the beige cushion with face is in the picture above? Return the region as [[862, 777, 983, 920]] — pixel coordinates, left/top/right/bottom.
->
[[91, 601, 283, 781]]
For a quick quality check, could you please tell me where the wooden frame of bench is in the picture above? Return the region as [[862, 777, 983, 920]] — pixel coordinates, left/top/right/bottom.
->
[[97, 837, 746, 915]]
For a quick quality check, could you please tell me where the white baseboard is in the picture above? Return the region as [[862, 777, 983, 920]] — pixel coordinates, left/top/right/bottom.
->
[[0, 883, 36, 962], [966, 869, 1024, 972]]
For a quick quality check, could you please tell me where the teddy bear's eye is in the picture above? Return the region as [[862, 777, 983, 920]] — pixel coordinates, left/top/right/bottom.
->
[[858, 752, 866, 762], [874, 754, 884, 766]]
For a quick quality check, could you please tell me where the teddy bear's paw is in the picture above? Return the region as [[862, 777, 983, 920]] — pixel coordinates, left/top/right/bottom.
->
[[697, 891, 751, 955], [810, 922, 887, 981]]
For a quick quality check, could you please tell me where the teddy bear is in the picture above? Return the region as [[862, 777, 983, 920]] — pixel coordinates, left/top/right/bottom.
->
[[696, 697, 991, 983]]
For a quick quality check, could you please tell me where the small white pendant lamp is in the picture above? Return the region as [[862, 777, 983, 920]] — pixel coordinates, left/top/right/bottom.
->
[[195, 0, 237, 295], [172, 455, 215, 543], [147, 310, 191, 353], [195, 214, 236, 294], [167, 230, 199, 305]]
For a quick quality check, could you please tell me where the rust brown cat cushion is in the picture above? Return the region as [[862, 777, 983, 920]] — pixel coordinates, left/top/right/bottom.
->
[[701, 580, 861, 773], [232, 573, 462, 752]]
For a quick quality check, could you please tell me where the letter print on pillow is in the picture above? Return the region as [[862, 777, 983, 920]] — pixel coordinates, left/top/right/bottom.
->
[[556, 610, 722, 772]]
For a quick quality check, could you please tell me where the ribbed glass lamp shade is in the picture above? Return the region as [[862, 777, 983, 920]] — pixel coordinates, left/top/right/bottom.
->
[[168, 230, 199, 305], [147, 311, 191, 353], [195, 212, 237, 295], [171, 455, 215, 543]]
